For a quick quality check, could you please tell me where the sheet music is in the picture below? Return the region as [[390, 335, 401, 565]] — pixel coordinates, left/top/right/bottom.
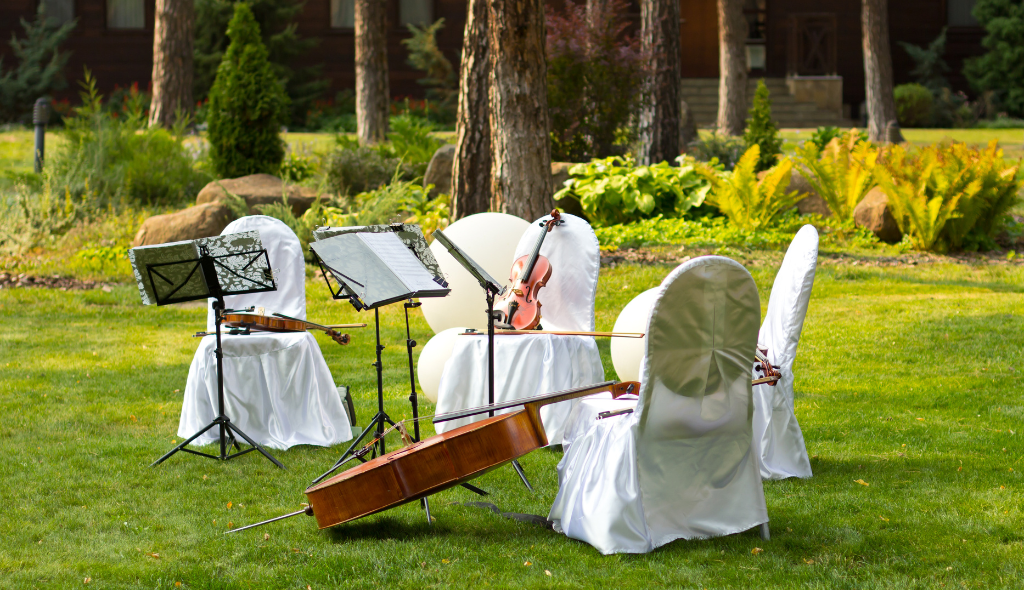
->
[[357, 232, 441, 293]]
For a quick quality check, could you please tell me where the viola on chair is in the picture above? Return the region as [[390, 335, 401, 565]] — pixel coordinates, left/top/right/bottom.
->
[[495, 209, 563, 330]]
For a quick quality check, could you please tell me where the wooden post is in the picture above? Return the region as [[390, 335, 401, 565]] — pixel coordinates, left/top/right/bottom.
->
[[149, 0, 194, 128], [355, 0, 389, 145]]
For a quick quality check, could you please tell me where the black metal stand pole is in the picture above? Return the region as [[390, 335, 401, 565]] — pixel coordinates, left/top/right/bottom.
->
[[152, 295, 284, 468], [403, 300, 422, 442]]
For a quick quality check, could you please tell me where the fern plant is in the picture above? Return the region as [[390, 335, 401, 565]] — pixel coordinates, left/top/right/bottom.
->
[[797, 130, 879, 222], [696, 145, 805, 231], [937, 141, 1023, 250]]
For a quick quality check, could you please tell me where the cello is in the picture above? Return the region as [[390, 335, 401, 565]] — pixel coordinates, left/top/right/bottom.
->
[[227, 380, 639, 533], [494, 210, 563, 330]]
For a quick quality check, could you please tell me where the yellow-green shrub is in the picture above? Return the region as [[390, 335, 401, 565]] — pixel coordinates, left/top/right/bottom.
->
[[797, 130, 878, 222], [696, 145, 805, 231]]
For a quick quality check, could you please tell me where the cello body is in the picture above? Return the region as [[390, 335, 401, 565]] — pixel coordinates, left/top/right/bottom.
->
[[303, 380, 637, 529]]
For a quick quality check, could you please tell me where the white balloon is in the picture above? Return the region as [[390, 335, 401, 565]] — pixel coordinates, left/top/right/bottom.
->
[[416, 327, 467, 403], [421, 213, 530, 333], [611, 287, 662, 382]]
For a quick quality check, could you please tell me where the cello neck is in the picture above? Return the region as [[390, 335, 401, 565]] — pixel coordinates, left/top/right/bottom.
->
[[431, 380, 638, 424]]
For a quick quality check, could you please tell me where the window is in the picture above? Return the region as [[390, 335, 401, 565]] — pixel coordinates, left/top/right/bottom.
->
[[40, 0, 74, 25], [948, 0, 978, 27], [107, 0, 144, 29], [331, 0, 354, 29], [400, 0, 432, 27]]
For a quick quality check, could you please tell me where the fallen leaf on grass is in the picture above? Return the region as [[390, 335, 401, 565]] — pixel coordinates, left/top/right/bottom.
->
[[545, 570, 552, 576], [803, 559, 814, 565], [442, 559, 450, 564], [175, 583, 181, 588], [263, 533, 270, 541], [228, 522, 233, 528], [524, 561, 532, 566], [855, 479, 870, 486], [83, 578, 91, 584], [751, 547, 763, 555], [226, 502, 232, 510], [879, 516, 889, 522], [147, 553, 160, 559]]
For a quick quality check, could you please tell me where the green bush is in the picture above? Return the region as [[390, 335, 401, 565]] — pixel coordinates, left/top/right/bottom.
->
[[688, 131, 746, 171], [382, 115, 445, 169], [0, 3, 75, 124], [743, 80, 783, 173], [797, 130, 879, 222], [964, 0, 1024, 118], [553, 155, 710, 227], [322, 142, 419, 198], [402, 19, 457, 121], [894, 83, 934, 128], [696, 145, 805, 232], [206, 3, 289, 179], [975, 114, 1024, 128]]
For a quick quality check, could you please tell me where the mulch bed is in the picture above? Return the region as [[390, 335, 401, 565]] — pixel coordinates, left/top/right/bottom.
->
[[0, 272, 115, 291]]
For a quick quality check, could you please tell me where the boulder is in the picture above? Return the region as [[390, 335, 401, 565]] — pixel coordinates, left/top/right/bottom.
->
[[196, 173, 318, 217], [790, 170, 831, 217], [423, 144, 456, 198], [132, 202, 234, 247], [854, 187, 902, 243]]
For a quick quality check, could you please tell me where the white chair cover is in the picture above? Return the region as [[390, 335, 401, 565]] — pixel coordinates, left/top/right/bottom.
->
[[178, 216, 352, 450], [434, 213, 604, 444], [549, 256, 768, 554], [752, 225, 818, 479]]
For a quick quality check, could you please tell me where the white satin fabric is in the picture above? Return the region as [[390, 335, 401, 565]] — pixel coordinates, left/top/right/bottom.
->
[[435, 213, 604, 443], [752, 225, 818, 480], [549, 257, 768, 554], [179, 216, 352, 450]]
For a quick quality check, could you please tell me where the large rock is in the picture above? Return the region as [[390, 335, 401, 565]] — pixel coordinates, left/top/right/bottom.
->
[[196, 174, 318, 217], [424, 144, 456, 198], [791, 170, 831, 217], [132, 202, 234, 247], [854, 187, 902, 243]]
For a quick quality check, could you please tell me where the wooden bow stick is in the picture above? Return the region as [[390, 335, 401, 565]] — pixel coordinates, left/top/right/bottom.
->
[[460, 329, 644, 338]]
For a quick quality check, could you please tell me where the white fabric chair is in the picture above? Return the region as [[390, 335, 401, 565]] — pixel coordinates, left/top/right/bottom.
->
[[434, 213, 604, 444], [549, 256, 768, 554], [752, 225, 818, 480], [178, 216, 352, 450]]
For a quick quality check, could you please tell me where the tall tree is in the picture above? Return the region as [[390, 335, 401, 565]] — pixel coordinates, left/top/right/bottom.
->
[[355, 0, 389, 144], [861, 0, 903, 143], [716, 0, 746, 136], [488, 0, 553, 219], [637, 0, 682, 164], [149, 0, 195, 128], [451, 0, 491, 219]]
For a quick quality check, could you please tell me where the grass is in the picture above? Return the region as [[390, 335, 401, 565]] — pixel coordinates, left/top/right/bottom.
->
[[778, 128, 1024, 160], [1, 256, 1022, 588]]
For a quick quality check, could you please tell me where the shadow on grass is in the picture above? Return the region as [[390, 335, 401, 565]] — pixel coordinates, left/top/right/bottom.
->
[[820, 265, 1024, 293]]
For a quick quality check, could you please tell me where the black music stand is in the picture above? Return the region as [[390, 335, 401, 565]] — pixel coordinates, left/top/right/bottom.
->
[[307, 230, 450, 486], [128, 232, 284, 469], [432, 230, 534, 491]]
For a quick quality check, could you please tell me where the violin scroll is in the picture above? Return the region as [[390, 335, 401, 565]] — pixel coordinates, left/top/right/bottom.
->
[[327, 329, 351, 346]]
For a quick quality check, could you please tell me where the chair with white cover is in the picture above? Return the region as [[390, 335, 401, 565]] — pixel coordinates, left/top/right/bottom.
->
[[548, 256, 768, 554], [434, 212, 604, 445], [178, 215, 352, 450], [753, 224, 818, 480]]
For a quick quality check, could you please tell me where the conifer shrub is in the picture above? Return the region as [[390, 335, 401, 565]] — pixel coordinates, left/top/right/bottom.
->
[[206, 3, 288, 179], [0, 3, 75, 124], [743, 80, 783, 173]]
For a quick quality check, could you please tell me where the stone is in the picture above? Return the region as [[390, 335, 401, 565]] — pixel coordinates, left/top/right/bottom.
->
[[132, 202, 234, 247], [423, 144, 457, 198], [790, 170, 832, 217], [854, 187, 902, 244], [196, 173, 318, 217]]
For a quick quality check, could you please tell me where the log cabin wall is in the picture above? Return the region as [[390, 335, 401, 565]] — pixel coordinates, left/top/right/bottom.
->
[[0, 0, 985, 121]]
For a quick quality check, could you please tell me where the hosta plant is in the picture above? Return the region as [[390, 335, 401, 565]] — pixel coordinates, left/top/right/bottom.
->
[[553, 155, 710, 227], [797, 130, 879, 222], [695, 145, 805, 232]]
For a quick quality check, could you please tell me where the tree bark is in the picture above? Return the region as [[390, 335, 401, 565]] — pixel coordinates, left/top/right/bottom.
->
[[862, 0, 903, 143], [716, 0, 747, 136], [355, 0, 389, 144], [149, 0, 194, 128], [637, 0, 682, 165], [487, 0, 553, 220], [451, 0, 491, 219]]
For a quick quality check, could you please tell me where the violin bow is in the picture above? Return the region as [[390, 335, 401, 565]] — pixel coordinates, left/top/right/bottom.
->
[[271, 312, 366, 332]]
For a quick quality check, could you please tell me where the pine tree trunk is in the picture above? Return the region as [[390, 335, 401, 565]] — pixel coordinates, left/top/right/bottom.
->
[[451, 0, 491, 219], [149, 0, 194, 128], [716, 0, 747, 136], [487, 0, 553, 220], [637, 0, 682, 165], [862, 0, 903, 143], [355, 0, 389, 144]]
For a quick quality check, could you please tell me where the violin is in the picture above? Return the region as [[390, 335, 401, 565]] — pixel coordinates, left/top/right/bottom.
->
[[494, 209, 563, 330], [227, 380, 638, 533], [222, 311, 366, 347]]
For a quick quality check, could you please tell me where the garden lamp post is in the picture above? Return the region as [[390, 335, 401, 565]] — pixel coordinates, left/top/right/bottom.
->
[[33, 98, 48, 173]]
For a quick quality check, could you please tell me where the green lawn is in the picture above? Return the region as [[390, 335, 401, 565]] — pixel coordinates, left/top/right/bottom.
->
[[1, 257, 1022, 588]]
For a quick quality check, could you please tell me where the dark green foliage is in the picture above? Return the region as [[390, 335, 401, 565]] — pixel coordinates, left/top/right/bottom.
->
[[301, 90, 356, 132], [894, 83, 934, 128], [899, 28, 950, 94], [546, 0, 645, 162], [805, 126, 867, 152], [206, 3, 289, 179], [964, 0, 1024, 117], [742, 80, 783, 173], [402, 19, 457, 120], [323, 143, 419, 198], [687, 131, 746, 171], [0, 3, 75, 124], [193, 0, 326, 126]]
